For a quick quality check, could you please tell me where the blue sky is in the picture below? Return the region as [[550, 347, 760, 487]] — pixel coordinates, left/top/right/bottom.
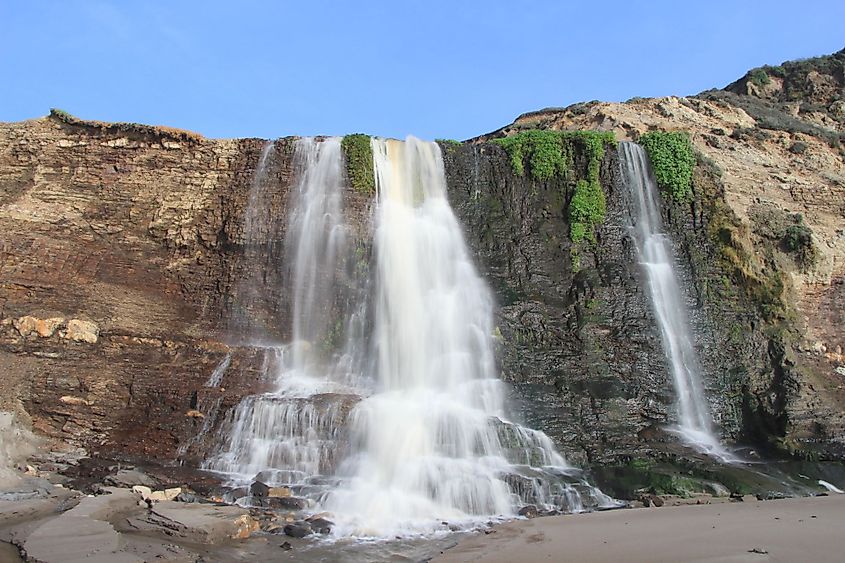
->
[[1, 1, 843, 140]]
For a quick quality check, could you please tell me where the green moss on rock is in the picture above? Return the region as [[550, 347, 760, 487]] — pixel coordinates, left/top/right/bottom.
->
[[341, 134, 375, 195], [491, 129, 615, 247], [640, 130, 696, 202]]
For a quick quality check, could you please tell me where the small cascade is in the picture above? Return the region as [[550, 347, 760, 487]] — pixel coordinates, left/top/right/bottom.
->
[[619, 141, 735, 462], [204, 137, 365, 492], [177, 353, 231, 460]]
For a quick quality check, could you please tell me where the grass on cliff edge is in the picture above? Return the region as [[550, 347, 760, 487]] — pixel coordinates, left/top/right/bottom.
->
[[49, 108, 204, 143], [491, 130, 615, 245], [639, 130, 696, 202], [341, 134, 375, 195]]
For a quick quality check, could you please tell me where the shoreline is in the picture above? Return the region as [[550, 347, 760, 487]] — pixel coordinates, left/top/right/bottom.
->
[[434, 494, 845, 563]]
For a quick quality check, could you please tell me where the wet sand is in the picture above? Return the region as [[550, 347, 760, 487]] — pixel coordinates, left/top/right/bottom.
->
[[435, 494, 845, 563]]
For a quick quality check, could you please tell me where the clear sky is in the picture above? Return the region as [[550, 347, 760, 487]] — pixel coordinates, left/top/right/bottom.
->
[[1, 1, 843, 140]]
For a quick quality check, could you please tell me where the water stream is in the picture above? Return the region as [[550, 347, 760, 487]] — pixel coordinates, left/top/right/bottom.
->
[[619, 141, 735, 462]]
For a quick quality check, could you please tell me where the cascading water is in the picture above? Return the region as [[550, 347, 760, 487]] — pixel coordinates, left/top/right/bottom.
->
[[204, 137, 365, 487], [324, 137, 613, 535], [206, 135, 614, 537], [619, 141, 734, 462]]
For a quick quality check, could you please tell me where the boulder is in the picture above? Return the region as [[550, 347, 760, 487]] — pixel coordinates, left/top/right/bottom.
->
[[518, 505, 538, 518], [232, 514, 260, 539], [104, 469, 157, 488], [268, 486, 292, 498], [267, 496, 307, 510], [308, 517, 333, 534], [283, 521, 313, 538], [250, 480, 270, 498], [131, 485, 152, 499]]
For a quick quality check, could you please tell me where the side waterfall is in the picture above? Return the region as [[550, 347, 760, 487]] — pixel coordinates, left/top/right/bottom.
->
[[619, 141, 734, 462], [206, 136, 614, 537], [204, 137, 364, 485]]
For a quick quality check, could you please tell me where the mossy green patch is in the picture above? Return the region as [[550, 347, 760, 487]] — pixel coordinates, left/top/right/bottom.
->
[[341, 134, 375, 195], [640, 130, 696, 202], [435, 139, 462, 152], [491, 129, 615, 248]]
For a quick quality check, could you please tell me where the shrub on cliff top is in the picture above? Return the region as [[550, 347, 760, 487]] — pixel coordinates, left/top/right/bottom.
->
[[639, 130, 696, 202], [341, 134, 375, 195], [491, 129, 615, 182]]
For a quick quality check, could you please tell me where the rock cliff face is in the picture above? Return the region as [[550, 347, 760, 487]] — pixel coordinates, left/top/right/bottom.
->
[[1, 49, 843, 471]]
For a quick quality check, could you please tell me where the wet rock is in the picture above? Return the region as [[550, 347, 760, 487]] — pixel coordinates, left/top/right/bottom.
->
[[280, 541, 293, 550], [308, 517, 333, 534], [306, 511, 333, 522], [268, 496, 308, 510], [283, 521, 313, 538], [104, 469, 157, 488], [175, 491, 212, 504], [518, 505, 538, 518], [90, 483, 112, 496], [268, 486, 292, 498], [250, 480, 270, 498], [638, 493, 664, 507]]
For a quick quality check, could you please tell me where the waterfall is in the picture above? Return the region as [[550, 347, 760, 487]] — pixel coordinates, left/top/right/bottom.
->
[[324, 138, 613, 536], [204, 137, 365, 486], [619, 141, 734, 462], [206, 135, 614, 537]]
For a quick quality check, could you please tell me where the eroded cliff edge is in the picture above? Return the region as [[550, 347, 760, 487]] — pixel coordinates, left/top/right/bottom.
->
[[1, 49, 843, 477]]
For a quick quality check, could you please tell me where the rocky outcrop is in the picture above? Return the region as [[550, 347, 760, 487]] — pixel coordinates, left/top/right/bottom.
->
[[0, 113, 291, 459], [467, 48, 845, 460]]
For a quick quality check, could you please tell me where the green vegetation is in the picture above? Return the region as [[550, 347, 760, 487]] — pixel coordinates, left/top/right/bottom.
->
[[491, 129, 614, 182], [341, 134, 375, 195], [639, 130, 696, 202], [49, 108, 74, 122], [782, 220, 817, 268], [491, 129, 615, 247], [749, 68, 771, 87], [569, 179, 605, 243], [435, 138, 462, 152], [48, 107, 204, 142]]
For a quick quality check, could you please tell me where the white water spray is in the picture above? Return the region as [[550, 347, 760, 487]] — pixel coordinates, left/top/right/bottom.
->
[[620, 141, 735, 462]]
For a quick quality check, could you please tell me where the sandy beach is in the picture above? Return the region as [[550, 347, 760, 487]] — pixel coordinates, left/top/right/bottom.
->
[[435, 494, 845, 563]]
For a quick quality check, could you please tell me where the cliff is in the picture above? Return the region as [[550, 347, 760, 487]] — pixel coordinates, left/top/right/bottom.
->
[[1, 49, 843, 476]]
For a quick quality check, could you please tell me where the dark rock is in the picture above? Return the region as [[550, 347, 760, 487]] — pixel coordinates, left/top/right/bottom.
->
[[90, 484, 112, 496], [267, 496, 308, 510], [308, 517, 333, 535], [280, 541, 293, 550], [518, 505, 538, 518], [174, 492, 211, 504], [103, 469, 157, 488], [250, 481, 270, 498], [283, 522, 313, 538]]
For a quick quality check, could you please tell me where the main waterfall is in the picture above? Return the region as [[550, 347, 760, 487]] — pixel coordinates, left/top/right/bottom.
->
[[619, 142, 734, 462], [206, 136, 614, 537]]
